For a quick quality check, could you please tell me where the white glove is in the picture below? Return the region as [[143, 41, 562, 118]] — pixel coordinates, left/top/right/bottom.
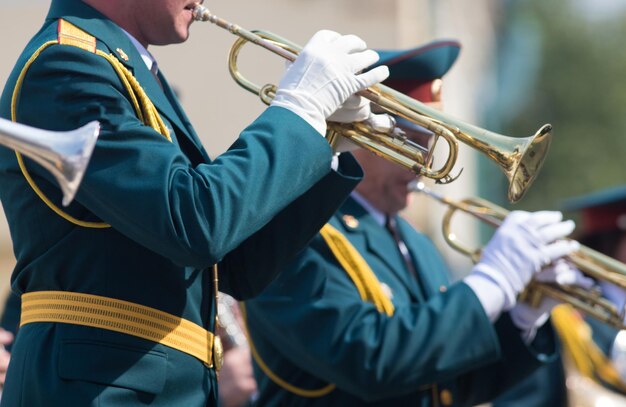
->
[[328, 99, 395, 153], [327, 94, 371, 123], [464, 211, 579, 321], [271, 30, 389, 136], [510, 260, 594, 342]]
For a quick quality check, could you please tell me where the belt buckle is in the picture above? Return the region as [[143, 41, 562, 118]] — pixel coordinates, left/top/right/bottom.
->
[[212, 335, 224, 372]]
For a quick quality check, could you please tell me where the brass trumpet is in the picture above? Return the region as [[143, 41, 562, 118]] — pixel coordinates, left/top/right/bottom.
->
[[192, 5, 552, 203], [0, 118, 100, 206], [412, 181, 626, 330]]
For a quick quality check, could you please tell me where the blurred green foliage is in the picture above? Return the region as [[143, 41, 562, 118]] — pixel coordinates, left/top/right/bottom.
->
[[483, 0, 626, 217]]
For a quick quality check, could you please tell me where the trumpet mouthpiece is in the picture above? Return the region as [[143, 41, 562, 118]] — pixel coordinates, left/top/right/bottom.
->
[[192, 4, 211, 21], [409, 181, 426, 192]]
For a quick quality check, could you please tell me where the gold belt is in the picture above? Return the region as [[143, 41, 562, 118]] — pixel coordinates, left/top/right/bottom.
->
[[20, 291, 223, 370]]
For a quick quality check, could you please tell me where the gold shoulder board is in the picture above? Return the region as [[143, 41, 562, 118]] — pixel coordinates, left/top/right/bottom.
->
[[58, 19, 96, 53]]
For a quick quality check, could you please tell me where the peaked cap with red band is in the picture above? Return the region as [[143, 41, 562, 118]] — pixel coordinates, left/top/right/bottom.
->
[[562, 185, 626, 236], [372, 39, 461, 103]]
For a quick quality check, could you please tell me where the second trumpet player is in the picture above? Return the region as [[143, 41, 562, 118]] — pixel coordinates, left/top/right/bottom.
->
[[244, 41, 594, 406]]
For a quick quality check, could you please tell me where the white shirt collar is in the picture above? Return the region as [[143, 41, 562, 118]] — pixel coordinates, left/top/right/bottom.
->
[[121, 29, 157, 73], [350, 192, 387, 227]]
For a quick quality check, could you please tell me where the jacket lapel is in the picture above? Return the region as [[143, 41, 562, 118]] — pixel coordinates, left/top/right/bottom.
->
[[396, 219, 437, 299], [156, 70, 210, 162], [398, 220, 449, 298], [125, 55, 208, 162], [337, 198, 423, 301]]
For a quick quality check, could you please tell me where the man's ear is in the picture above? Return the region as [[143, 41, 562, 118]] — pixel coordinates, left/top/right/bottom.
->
[[430, 79, 443, 103]]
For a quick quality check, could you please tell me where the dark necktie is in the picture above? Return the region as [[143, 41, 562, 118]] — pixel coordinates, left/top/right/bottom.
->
[[385, 216, 425, 295]]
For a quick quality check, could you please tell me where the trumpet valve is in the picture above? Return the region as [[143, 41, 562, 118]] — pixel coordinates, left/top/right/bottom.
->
[[519, 282, 544, 308]]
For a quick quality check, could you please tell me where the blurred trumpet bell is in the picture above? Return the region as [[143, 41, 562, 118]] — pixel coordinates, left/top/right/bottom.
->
[[0, 118, 100, 206]]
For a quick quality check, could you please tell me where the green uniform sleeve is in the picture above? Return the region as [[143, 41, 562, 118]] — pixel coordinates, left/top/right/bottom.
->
[[13, 43, 342, 271], [219, 154, 362, 299]]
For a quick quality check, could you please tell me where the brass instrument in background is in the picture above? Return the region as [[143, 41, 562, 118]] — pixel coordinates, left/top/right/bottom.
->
[[412, 181, 626, 330], [0, 118, 100, 206], [217, 292, 248, 350], [192, 5, 552, 203]]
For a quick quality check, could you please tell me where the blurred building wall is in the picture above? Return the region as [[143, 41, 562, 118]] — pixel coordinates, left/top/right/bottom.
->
[[0, 0, 502, 296]]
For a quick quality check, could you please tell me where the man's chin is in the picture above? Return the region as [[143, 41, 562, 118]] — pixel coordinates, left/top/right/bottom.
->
[[151, 28, 190, 46], [388, 199, 408, 215]]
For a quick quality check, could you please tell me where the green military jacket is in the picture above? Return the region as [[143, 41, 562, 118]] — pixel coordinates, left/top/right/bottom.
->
[[245, 197, 558, 406], [0, 0, 362, 406]]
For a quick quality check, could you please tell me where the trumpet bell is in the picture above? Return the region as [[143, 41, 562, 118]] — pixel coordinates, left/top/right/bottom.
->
[[384, 85, 553, 203], [490, 123, 552, 203], [0, 118, 100, 206]]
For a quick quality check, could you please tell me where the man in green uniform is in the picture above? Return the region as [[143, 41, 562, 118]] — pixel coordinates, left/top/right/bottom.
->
[[244, 40, 589, 406], [0, 0, 392, 405]]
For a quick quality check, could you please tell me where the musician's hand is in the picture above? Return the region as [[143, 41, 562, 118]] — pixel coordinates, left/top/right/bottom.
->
[[327, 94, 371, 124], [0, 329, 13, 386], [272, 30, 389, 136], [328, 104, 395, 153], [533, 260, 594, 286], [510, 260, 593, 342], [464, 211, 579, 321], [218, 346, 257, 407]]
